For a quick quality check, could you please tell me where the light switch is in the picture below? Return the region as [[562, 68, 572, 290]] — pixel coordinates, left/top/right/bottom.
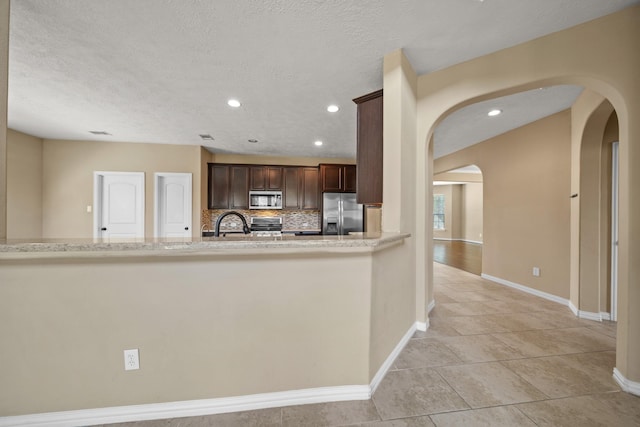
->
[[86, 205, 92, 213]]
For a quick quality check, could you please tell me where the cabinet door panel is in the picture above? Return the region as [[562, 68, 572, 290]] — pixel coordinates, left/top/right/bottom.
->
[[321, 165, 342, 192], [302, 167, 319, 210], [250, 167, 266, 190], [230, 166, 249, 209], [208, 164, 229, 209], [267, 167, 283, 190], [344, 165, 357, 193], [283, 167, 301, 209]]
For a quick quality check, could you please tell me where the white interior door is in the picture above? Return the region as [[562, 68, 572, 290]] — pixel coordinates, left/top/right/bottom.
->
[[154, 173, 192, 238], [94, 172, 145, 239], [611, 141, 619, 321]]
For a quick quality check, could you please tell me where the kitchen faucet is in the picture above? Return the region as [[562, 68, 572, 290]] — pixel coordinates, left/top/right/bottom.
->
[[214, 211, 250, 237]]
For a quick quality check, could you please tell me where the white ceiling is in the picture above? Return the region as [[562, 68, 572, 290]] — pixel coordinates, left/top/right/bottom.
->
[[8, 1, 639, 159], [433, 85, 584, 159]]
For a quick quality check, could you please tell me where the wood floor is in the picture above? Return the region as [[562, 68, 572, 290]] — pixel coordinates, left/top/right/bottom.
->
[[433, 240, 482, 275]]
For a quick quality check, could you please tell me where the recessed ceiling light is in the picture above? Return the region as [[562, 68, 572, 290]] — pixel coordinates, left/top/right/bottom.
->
[[199, 134, 214, 141], [327, 105, 339, 113], [248, 139, 258, 143], [488, 109, 502, 117], [227, 99, 241, 108], [314, 140, 323, 146]]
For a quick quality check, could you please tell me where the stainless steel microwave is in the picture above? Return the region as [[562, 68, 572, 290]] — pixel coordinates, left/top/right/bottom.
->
[[249, 191, 283, 209]]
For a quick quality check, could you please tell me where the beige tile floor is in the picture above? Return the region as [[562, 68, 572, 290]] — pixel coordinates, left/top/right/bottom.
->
[[103, 263, 640, 427]]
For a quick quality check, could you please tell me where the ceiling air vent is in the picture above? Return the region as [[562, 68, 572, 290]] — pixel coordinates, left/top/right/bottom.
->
[[89, 131, 111, 135], [199, 134, 214, 141]]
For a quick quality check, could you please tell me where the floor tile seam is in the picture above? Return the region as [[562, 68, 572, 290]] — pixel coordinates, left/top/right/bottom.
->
[[489, 342, 611, 359], [497, 349, 616, 365], [500, 360, 622, 402], [494, 360, 553, 401], [426, 367, 474, 414]]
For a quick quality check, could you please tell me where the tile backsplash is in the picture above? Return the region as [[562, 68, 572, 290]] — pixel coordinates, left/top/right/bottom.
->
[[202, 209, 320, 232]]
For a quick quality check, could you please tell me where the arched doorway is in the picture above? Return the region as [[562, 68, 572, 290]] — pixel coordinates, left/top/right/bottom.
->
[[382, 5, 638, 393], [433, 165, 483, 275]]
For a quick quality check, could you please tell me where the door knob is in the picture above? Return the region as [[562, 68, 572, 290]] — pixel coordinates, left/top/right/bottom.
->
[[101, 227, 107, 231]]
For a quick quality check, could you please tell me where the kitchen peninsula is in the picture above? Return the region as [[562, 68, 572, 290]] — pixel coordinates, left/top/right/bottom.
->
[[0, 232, 415, 424]]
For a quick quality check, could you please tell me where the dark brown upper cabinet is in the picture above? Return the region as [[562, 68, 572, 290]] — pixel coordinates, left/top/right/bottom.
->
[[283, 167, 301, 209], [353, 89, 383, 205], [250, 166, 283, 190], [207, 164, 249, 209], [320, 164, 356, 193], [208, 164, 230, 209], [229, 166, 250, 209], [301, 167, 320, 209]]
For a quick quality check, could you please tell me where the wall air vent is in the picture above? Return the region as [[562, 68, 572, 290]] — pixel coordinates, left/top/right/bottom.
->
[[199, 134, 214, 141], [89, 131, 111, 135]]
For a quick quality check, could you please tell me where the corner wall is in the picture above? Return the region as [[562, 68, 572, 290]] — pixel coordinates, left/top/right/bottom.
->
[[7, 130, 43, 239]]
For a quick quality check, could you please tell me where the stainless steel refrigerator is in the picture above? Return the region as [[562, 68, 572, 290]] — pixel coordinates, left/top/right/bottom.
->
[[322, 193, 364, 235]]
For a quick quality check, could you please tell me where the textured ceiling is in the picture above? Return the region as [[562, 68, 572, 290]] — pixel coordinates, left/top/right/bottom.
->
[[8, 1, 639, 158]]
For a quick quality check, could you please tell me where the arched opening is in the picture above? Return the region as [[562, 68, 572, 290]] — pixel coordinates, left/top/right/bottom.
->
[[573, 99, 619, 324], [433, 165, 483, 275], [381, 6, 638, 392]]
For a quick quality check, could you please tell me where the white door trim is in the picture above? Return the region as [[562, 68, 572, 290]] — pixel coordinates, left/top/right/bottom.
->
[[154, 172, 192, 238], [611, 141, 619, 321], [93, 171, 145, 239]]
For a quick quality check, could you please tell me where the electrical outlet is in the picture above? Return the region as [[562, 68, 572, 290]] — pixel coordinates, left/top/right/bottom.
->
[[124, 349, 140, 371], [533, 267, 540, 277]]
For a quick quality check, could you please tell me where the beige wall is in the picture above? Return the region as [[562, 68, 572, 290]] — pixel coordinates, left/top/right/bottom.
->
[[383, 50, 422, 324], [6, 130, 43, 239], [435, 110, 571, 298], [369, 240, 415, 378], [42, 139, 203, 238], [0, 243, 414, 416], [0, 0, 8, 240], [462, 183, 483, 243]]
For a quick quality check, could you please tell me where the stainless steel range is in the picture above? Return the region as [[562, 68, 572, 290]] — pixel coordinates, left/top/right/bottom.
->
[[250, 217, 283, 237]]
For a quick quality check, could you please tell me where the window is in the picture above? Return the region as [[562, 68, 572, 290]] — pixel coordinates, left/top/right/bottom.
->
[[433, 194, 445, 230]]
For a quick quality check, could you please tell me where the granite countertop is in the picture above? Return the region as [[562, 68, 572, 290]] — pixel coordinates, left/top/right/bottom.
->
[[0, 232, 411, 259]]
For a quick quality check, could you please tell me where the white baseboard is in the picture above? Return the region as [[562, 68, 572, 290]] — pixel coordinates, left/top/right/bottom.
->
[[0, 323, 419, 427], [433, 238, 483, 245], [369, 322, 418, 394], [481, 274, 569, 306], [575, 310, 603, 321], [483, 274, 611, 322], [613, 368, 640, 396], [569, 300, 579, 316], [427, 299, 436, 314], [569, 301, 609, 322], [415, 321, 428, 332]]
